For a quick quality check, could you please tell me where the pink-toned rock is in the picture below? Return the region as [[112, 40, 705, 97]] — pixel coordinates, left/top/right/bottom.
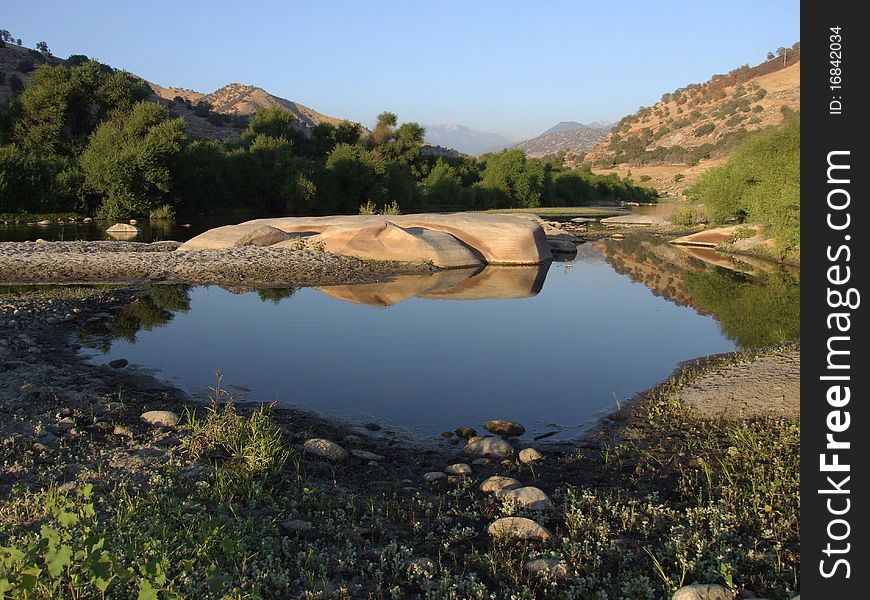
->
[[178, 224, 292, 250]]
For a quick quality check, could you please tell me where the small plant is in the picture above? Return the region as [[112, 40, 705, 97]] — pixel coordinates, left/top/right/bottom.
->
[[732, 225, 756, 240], [639, 175, 652, 182], [148, 204, 175, 220], [693, 123, 715, 137], [358, 200, 377, 215], [382, 200, 401, 215], [673, 173, 685, 182]]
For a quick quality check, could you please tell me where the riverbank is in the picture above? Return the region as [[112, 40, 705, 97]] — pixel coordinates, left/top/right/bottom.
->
[[0, 283, 800, 599], [0, 241, 434, 286]]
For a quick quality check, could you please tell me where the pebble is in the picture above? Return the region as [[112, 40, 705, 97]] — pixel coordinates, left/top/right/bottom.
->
[[303, 438, 348, 461], [454, 426, 477, 439], [519, 448, 544, 464], [480, 475, 522, 494], [423, 471, 446, 482], [140, 410, 180, 427], [463, 436, 514, 459], [444, 463, 472, 476], [350, 449, 384, 461], [524, 558, 571, 580], [484, 419, 526, 437], [500, 486, 555, 511], [487, 517, 554, 543], [672, 584, 736, 600], [109, 358, 128, 369]]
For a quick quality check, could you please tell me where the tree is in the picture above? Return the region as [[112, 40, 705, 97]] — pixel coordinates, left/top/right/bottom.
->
[[80, 102, 187, 219], [475, 150, 545, 208], [36, 41, 51, 56], [242, 107, 296, 142], [766, 52, 775, 61], [322, 143, 385, 213], [370, 111, 397, 146]]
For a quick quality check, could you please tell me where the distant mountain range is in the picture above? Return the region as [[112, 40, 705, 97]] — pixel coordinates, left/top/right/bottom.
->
[[507, 122, 612, 157], [423, 123, 518, 156], [540, 121, 613, 135]]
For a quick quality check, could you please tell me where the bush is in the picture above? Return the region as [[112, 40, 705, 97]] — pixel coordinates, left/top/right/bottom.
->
[[670, 206, 703, 227], [694, 123, 715, 137], [358, 199, 376, 215], [686, 115, 799, 248], [673, 173, 685, 182], [639, 175, 652, 182], [149, 204, 175, 220]]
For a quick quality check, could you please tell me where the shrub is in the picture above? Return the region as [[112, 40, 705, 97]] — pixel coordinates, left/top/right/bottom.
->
[[358, 199, 377, 215], [673, 173, 685, 182], [670, 206, 703, 227], [382, 199, 401, 215], [16, 59, 35, 73], [693, 123, 715, 137], [149, 204, 175, 220], [639, 175, 652, 182]]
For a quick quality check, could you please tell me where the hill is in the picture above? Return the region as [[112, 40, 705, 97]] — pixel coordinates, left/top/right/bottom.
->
[[541, 120, 613, 135], [580, 44, 800, 196], [508, 126, 609, 158], [0, 42, 64, 105], [423, 123, 515, 156]]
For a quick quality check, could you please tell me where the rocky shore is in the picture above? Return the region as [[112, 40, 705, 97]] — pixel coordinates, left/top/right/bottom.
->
[[0, 241, 433, 286]]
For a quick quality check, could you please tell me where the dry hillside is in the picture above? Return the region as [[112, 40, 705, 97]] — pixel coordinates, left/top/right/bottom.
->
[[0, 43, 63, 105], [576, 47, 799, 197], [509, 126, 608, 158]]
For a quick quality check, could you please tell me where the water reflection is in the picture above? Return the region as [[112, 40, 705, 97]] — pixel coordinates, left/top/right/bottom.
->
[[598, 236, 799, 348]]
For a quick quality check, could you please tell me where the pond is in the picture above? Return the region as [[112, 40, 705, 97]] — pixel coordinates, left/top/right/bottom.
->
[[78, 238, 799, 440]]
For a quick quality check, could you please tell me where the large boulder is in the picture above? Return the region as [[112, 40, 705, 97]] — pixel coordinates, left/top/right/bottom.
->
[[242, 213, 553, 265], [285, 221, 483, 268], [463, 436, 514, 459], [178, 224, 292, 250]]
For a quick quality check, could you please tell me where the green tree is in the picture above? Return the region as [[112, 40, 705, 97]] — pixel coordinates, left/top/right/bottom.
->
[[475, 149, 545, 208], [322, 143, 384, 213], [80, 102, 187, 219], [370, 111, 397, 146], [241, 107, 297, 142]]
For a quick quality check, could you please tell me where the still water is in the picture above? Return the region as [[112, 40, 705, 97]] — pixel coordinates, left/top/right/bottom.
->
[[78, 239, 799, 439]]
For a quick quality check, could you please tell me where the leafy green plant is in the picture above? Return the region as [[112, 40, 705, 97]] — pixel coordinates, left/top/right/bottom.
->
[[358, 199, 377, 215]]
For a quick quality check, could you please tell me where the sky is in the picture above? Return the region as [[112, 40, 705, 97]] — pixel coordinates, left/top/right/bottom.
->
[[5, 0, 800, 138]]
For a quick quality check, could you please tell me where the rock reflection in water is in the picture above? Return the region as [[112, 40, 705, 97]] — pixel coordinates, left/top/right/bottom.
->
[[316, 262, 551, 307]]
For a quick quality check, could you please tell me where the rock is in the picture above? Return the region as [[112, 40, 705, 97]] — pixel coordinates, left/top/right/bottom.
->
[[454, 426, 477, 439], [480, 475, 522, 494], [570, 217, 598, 223], [423, 471, 446, 482], [440, 431, 453, 438], [463, 436, 514, 459], [83, 217, 93, 223], [177, 224, 292, 250], [670, 224, 762, 248], [519, 448, 544, 464], [233, 212, 554, 265], [288, 221, 484, 269], [672, 584, 736, 600], [37, 219, 51, 225], [484, 420, 526, 438], [113, 425, 133, 438], [487, 517, 554, 543], [547, 238, 578, 254], [445, 463, 472, 476], [38, 432, 60, 447], [500, 486, 555, 511], [600, 214, 669, 226], [280, 519, 313, 534], [303, 438, 348, 461], [109, 358, 128, 369], [471, 458, 490, 466], [524, 558, 571, 580], [343, 434, 364, 444], [106, 223, 141, 233], [405, 557, 436, 578], [350, 449, 384, 461], [140, 410, 179, 427]]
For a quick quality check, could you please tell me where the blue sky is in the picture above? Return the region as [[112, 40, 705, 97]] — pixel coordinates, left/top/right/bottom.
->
[[5, 1, 799, 137]]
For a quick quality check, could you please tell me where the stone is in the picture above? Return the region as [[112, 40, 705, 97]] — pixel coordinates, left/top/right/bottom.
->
[[454, 426, 477, 439], [463, 436, 514, 459], [350, 449, 384, 461], [113, 425, 133, 438], [37, 219, 51, 225], [471, 458, 490, 466], [445, 463, 472, 476], [240, 213, 552, 265], [519, 448, 544, 464], [484, 420, 526, 437], [600, 214, 669, 227], [500, 486, 555, 511], [480, 475, 522, 494], [423, 471, 446, 482], [106, 223, 141, 233], [177, 224, 292, 250], [405, 557, 436, 578], [303, 438, 348, 461], [487, 517, 554, 543], [547, 238, 578, 253], [280, 519, 313, 534], [109, 358, 128, 369], [670, 224, 763, 248], [524, 558, 571, 580], [289, 221, 484, 269], [672, 584, 736, 600], [83, 217, 93, 223], [140, 410, 179, 427]]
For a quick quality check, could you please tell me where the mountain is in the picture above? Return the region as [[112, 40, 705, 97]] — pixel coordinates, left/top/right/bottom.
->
[[583, 45, 801, 170], [540, 121, 613, 136], [508, 127, 609, 158], [423, 123, 515, 156]]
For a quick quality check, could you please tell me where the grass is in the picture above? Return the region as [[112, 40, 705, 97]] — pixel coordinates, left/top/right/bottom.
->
[[0, 348, 800, 598]]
